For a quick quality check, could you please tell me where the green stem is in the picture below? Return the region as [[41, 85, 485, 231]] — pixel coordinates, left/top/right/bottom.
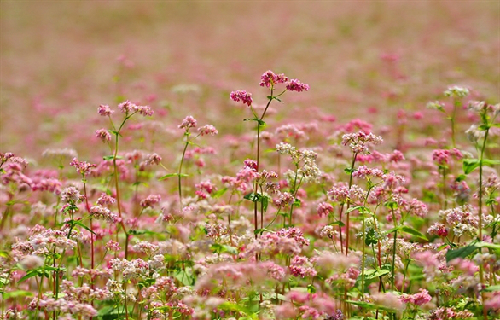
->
[[178, 138, 190, 210], [391, 208, 398, 291], [450, 98, 458, 148], [345, 152, 358, 255]]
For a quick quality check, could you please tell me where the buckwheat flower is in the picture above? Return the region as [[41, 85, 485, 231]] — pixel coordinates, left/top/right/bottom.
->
[[105, 240, 120, 252], [426, 101, 445, 112], [178, 115, 197, 129], [140, 153, 162, 169], [485, 293, 500, 312], [140, 195, 161, 207], [61, 187, 81, 203], [319, 225, 339, 240], [259, 70, 288, 87], [317, 201, 334, 218], [289, 255, 317, 278], [286, 78, 310, 92], [276, 142, 295, 155], [341, 131, 383, 154], [137, 105, 154, 116], [315, 252, 359, 272], [444, 85, 469, 97], [69, 158, 96, 176], [198, 125, 218, 136], [230, 90, 253, 106], [97, 193, 116, 206], [118, 100, 138, 113], [96, 129, 112, 142], [42, 148, 78, 159], [465, 124, 485, 142], [20, 255, 44, 269], [372, 292, 405, 315], [400, 288, 432, 305], [90, 205, 119, 223], [98, 104, 114, 116]]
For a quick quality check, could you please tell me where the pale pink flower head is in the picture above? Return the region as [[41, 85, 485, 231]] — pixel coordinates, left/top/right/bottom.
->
[[69, 158, 96, 176], [198, 125, 218, 136], [317, 201, 334, 218], [230, 90, 253, 106], [286, 78, 310, 92], [118, 100, 138, 114], [178, 116, 197, 129], [90, 205, 119, 223], [97, 193, 116, 206], [98, 104, 114, 116], [372, 292, 405, 315], [140, 195, 161, 208], [137, 105, 154, 116], [259, 70, 288, 87], [400, 288, 432, 306], [105, 240, 120, 252], [95, 129, 112, 142]]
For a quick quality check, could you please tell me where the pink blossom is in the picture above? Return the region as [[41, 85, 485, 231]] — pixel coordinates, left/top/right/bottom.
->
[[286, 78, 310, 92], [259, 70, 288, 87], [230, 90, 253, 106], [178, 115, 197, 129], [95, 129, 112, 142], [198, 124, 218, 136], [98, 104, 114, 116], [400, 288, 432, 305]]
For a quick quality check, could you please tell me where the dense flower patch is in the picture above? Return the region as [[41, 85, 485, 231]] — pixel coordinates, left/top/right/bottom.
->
[[0, 67, 499, 320]]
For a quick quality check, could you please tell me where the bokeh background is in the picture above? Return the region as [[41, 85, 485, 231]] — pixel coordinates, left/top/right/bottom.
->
[[1, 0, 499, 159]]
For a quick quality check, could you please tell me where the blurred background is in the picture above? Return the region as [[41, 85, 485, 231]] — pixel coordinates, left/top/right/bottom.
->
[[1, 0, 498, 159]]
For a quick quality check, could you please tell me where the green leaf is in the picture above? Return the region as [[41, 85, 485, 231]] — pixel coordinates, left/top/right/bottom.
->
[[128, 230, 161, 236], [73, 220, 96, 235], [474, 241, 500, 250], [212, 188, 228, 199], [445, 246, 477, 262], [3, 290, 33, 299], [463, 159, 480, 175], [19, 269, 47, 283], [173, 268, 195, 286], [102, 155, 123, 161], [384, 200, 398, 210], [159, 173, 188, 181], [483, 285, 500, 292], [328, 220, 345, 227], [210, 243, 238, 254], [362, 269, 390, 280], [400, 226, 428, 241], [243, 192, 260, 202], [482, 159, 500, 166], [293, 198, 301, 208]]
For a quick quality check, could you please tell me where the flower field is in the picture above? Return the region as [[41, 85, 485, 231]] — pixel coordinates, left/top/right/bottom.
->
[[0, 1, 499, 320]]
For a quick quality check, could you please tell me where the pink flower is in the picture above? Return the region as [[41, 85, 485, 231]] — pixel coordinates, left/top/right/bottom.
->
[[400, 288, 432, 306], [317, 201, 334, 218], [198, 125, 218, 136], [98, 104, 114, 116], [259, 70, 288, 87], [95, 129, 112, 142], [140, 195, 161, 207], [178, 116, 197, 129], [97, 193, 116, 206], [230, 90, 253, 106], [286, 78, 310, 92], [137, 105, 154, 116], [118, 100, 138, 114], [69, 158, 96, 176]]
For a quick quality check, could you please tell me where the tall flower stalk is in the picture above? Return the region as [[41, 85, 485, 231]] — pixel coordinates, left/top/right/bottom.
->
[[231, 70, 309, 238]]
